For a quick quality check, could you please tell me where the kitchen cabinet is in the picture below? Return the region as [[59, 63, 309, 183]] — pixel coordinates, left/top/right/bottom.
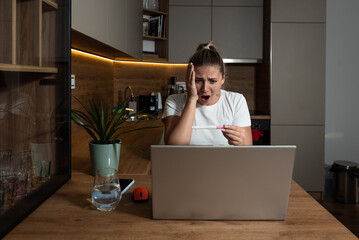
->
[[212, 6, 263, 60], [110, 0, 142, 59], [168, 0, 263, 62], [271, 0, 326, 191], [271, 126, 325, 192], [271, 23, 325, 125], [72, 0, 142, 59], [0, 0, 60, 73], [72, 0, 108, 44], [0, 0, 71, 237], [271, 0, 326, 23], [168, 6, 211, 63]]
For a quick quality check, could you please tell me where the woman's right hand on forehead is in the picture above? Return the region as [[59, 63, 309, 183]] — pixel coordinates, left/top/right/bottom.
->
[[187, 63, 198, 101]]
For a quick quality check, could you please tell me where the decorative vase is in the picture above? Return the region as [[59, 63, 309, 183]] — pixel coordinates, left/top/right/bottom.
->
[[89, 141, 121, 176]]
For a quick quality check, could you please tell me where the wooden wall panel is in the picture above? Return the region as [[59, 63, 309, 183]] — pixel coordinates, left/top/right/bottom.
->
[[114, 63, 256, 113], [70, 50, 114, 134], [0, 73, 56, 152], [225, 65, 256, 114], [0, 0, 13, 64], [16, 0, 40, 66], [255, 0, 271, 115], [114, 62, 173, 105]]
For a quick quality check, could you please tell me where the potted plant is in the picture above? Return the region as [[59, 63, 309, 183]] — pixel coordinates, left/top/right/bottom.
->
[[71, 97, 158, 175]]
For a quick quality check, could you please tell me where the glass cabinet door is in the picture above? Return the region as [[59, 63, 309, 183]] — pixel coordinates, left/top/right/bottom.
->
[[0, 0, 71, 237]]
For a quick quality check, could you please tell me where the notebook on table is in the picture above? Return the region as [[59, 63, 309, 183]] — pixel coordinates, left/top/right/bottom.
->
[[151, 145, 296, 220]]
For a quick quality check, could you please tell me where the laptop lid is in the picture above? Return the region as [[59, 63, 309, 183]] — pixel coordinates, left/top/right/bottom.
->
[[151, 145, 296, 220]]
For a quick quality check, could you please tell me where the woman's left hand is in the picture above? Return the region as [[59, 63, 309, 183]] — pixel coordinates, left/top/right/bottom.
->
[[221, 125, 253, 145]]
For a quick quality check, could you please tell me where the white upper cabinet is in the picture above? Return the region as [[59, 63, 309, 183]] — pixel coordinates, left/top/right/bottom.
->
[[108, 0, 127, 52], [168, 1, 263, 62], [212, 6, 263, 60], [72, 0, 108, 44], [168, 6, 212, 63], [72, 0, 142, 59], [271, 23, 326, 125], [271, 0, 326, 23]]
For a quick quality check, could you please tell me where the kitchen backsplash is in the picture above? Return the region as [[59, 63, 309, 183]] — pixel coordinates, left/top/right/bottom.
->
[[71, 50, 258, 134]]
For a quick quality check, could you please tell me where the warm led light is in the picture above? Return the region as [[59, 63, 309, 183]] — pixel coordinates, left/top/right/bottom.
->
[[115, 60, 187, 66], [71, 48, 188, 66], [71, 49, 114, 62]]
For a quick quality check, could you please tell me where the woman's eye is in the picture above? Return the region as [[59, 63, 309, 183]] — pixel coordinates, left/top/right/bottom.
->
[[195, 80, 203, 84], [209, 80, 217, 84]]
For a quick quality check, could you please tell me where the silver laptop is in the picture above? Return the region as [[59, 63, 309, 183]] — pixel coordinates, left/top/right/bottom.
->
[[151, 145, 296, 220]]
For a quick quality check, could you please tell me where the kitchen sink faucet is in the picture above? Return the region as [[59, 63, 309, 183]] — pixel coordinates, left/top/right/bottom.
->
[[124, 86, 137, 116]]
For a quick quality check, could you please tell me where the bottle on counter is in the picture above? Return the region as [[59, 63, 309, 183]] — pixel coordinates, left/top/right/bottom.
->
[[168, 77, 177, 96]]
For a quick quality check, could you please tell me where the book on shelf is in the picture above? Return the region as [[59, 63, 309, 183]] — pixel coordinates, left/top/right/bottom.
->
[[148, 15, 166, 38]]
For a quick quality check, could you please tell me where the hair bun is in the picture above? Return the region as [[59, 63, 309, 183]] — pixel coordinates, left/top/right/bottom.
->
[[196, 42, 217, 52]]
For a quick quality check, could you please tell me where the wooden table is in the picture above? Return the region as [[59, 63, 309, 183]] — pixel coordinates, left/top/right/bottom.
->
[[4, 171, 358, 240]]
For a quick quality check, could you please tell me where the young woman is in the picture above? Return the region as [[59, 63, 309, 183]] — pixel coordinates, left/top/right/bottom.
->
[[162, 42, 252, 146]]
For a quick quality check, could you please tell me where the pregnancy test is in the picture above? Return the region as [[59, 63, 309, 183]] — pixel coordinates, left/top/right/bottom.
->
[[192, 125, 224, 129]]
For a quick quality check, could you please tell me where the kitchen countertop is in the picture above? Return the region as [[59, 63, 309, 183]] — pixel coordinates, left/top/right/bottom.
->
[[4, 171, 357, 240], [8, 114, 355, 239], [251, 115, 270, 120]]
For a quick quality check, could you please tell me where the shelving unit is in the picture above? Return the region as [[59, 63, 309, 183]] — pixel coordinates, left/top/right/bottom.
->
[[0, 0, 71, 237], [0, 0, 58, 73], [142, 0, 168, 62]]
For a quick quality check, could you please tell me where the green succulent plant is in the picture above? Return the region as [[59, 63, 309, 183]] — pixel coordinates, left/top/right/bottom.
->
[[71, 97, 159, 145]]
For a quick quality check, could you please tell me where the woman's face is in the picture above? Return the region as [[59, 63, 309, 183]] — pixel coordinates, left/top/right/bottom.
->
[[194, 65, 225, 106]]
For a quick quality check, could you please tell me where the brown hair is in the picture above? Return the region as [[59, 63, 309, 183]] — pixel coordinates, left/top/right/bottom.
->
[[187, 42, 225, 77]]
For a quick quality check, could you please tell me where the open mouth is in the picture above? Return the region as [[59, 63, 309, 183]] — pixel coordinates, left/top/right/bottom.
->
[[201, 95, 210, 102]]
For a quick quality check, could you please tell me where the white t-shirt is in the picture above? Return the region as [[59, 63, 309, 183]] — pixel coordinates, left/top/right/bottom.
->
[[162, 90, 251, 145]]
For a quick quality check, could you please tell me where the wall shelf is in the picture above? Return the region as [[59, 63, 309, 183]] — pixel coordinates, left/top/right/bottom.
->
[[143, 8, 168, 16], [143, 35, 167, 41], [0, 0, 70, 237], [0, 63, 58, 73], [142, 0, 168, 62], [0, 0, 58, 72], [43, 0, 58, 10]]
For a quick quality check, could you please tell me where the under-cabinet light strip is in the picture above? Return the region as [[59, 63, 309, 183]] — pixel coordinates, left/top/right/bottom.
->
[[71, 49, 114, 62], [71, 49, 188, 66]]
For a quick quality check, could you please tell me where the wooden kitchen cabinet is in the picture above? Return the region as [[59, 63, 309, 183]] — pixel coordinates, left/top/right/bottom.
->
[[72, 0, 142, 59], [168, 0, 263, 62], [0, 0, 59, 73]]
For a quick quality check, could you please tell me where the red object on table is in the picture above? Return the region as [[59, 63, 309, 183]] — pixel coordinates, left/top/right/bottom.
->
[[251, 129, 264, 142], [133, 187, 149, 201]]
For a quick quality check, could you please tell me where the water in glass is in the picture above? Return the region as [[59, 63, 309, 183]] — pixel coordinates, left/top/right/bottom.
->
[[91, 168, 121, 211]]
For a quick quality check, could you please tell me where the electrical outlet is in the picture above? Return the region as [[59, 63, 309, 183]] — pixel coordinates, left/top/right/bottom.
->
[[71, 75, 75, 89]]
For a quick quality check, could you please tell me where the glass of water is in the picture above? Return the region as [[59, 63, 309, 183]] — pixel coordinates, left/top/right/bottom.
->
[[91, 168, 121, 212]]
